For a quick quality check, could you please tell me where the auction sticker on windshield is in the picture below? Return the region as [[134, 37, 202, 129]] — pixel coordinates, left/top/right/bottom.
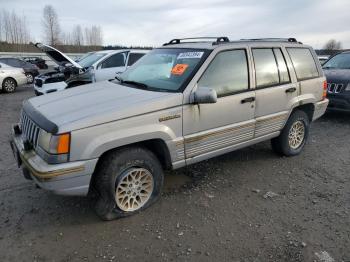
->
[[177, 52, 204, 59], [171, 64, 189, 75]]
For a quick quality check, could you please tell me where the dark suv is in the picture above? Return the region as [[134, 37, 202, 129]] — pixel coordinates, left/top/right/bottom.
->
[[0, 57, 39, 84], [22, 57, 48, 69], [323, 51, 350, 112]]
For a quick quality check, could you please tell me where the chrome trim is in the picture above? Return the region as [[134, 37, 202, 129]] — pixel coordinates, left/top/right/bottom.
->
[[327, 83, 344, 94]]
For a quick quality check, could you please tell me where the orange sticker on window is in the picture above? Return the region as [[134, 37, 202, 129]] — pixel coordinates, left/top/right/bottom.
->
[[171, 64, 189, 75]]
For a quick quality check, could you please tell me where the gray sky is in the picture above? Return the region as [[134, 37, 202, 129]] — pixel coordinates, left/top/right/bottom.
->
[[1, 0, 349, 48]]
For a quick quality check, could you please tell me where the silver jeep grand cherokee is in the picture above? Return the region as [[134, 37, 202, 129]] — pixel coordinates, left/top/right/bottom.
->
[[11, 37, 329, 220]]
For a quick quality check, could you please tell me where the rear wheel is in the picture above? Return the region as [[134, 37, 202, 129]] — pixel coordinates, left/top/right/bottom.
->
[[2, 78, 17, 93], [93, 147, 164, 220], [271, 110, 310, 156], [25, 73, 34, 84]]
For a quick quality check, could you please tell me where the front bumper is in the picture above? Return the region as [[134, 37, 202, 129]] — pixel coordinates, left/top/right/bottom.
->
[[327, 93, 350, 112], [10, 131, 98, 196], [312, 99, 329, 121]]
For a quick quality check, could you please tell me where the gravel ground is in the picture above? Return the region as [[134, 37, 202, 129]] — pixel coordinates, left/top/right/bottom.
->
[[0, 85, 349, 262]]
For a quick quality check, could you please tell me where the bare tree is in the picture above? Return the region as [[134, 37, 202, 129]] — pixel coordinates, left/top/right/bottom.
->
[[323, 39, 342, 50], [84, 25, 103, 46], [0, 9, 30, 45], [72, 25, 84, 46], [42, 5, 61, 45]]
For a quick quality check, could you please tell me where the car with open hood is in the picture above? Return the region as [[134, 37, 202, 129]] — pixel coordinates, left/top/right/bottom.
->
[[322, 51, 350, 112], [33, 43, 149, 95], [11, 37, 328, 220]]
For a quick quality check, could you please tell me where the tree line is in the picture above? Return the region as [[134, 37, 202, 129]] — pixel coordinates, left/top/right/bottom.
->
[[0, 5, 103, 52]]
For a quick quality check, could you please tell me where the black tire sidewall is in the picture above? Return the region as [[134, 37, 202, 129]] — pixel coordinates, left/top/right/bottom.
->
[[280, 110, 310, 156], [25, 73, 34, 84], [94, 147, 164, 220]]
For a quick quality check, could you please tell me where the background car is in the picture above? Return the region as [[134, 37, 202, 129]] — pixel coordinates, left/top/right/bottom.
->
[[33, 43, 149, 95], [323, 51, 350, 112], [0, 57, 39, 84], [0, 62, 27, 93], [22, 56, 48, 69], [318, 55, 330, 65]]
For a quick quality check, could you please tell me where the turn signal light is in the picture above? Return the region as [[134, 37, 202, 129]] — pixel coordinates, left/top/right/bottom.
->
[[57, 133, 70, 154]]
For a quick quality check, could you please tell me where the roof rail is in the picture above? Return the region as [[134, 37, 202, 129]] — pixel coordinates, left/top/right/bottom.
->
[[163, 37, 230, 46], [240, 38, 302, 44]]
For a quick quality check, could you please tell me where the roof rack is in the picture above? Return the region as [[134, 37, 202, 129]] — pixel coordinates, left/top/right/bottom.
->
[[240, 38, 302, 44], [163, 37, 230, 46]]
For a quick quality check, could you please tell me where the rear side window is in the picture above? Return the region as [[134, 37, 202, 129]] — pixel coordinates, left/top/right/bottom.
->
[[198, 49, 249, 97], [252, 49, 279, 88], [287, 48, 319, 80], [127, 53, 145, 66]]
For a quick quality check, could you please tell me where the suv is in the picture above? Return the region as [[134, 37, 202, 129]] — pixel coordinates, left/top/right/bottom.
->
[[33, 43, 148, 95], [322, 51, 350, 111], [10, 37, 328, 220], [0, 57, 39, 84], [22, 56, 48, 69]]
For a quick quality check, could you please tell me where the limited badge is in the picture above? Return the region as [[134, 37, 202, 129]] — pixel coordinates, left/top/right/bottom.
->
[[171, 64, 189, 75]]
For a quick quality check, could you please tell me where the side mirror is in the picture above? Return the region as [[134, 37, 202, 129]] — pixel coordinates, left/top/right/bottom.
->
[[191, 87, 217, 104]]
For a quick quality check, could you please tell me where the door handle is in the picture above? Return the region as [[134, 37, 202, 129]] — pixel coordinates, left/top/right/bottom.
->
[[285, 87, 297, 93], [241, 97, 255, 103]]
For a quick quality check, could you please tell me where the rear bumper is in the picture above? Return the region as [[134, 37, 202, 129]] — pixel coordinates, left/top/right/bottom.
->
[[11, 132, 98, 196], [313, 99, 329, 121]]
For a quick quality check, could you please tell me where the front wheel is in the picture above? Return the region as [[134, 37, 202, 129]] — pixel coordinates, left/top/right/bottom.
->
[[93, 147, 164, 220], [271, 110, 310, 156], [2, 78, 17, 93]]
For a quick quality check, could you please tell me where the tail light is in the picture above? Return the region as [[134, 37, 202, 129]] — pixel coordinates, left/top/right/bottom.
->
[[322, 80, 327, 100]]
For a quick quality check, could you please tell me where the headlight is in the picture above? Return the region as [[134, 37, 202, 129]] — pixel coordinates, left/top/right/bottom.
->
[[345, 83, 350, 91], [37, 130, 71, 164]]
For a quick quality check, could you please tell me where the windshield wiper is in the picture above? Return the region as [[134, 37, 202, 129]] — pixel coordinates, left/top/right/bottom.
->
[[121, 80, 149, 89]]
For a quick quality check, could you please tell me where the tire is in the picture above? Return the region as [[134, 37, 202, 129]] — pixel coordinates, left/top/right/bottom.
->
[[2, 78, 17, 93], [271, 110, 310, 156], [25, 73, 34, 84], [93, 146, 164, 220]]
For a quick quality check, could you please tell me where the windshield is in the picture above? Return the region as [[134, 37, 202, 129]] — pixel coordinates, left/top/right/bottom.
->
[[323, 53, 350, 69], [117, 48, 209, 92], [78, 52, 107, 68]]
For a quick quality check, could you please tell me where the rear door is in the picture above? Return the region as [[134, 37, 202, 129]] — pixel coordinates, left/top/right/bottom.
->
[[252, 47, 298, 137], [94, 52, 128, 82], [286, 47, 324, 102]]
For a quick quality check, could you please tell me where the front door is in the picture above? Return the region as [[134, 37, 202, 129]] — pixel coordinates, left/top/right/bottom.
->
[[252, 47, 298, 137], [183, 49, 256, 163], [95, 52, 128, 82]]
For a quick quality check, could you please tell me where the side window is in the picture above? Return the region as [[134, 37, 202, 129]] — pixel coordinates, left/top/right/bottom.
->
[[198, 49, 249, 97], [101, 53, 126, 69], [273, 48, 290, 84], [127, 53, 145, 66], [287, 48, 319, 80], [252, 48, 279, 88]]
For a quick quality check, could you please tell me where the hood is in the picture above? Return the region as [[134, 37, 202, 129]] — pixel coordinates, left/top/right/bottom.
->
[[323, 68, 350, 84], [27, 81, 183, 133], [35, 43, 82, 69]]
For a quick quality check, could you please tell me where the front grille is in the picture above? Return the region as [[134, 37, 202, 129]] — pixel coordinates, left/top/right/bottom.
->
[[327, 83, 344, 94], [20, 111, 41, 148], [34, 78, 43, 87]]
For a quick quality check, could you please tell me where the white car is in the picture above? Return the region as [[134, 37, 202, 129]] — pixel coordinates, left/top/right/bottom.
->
[[0, 62, 27, 93], [33, 43, 149, 95]]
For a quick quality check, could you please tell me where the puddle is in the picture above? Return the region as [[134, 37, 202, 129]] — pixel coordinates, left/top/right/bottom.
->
[[163, 173, 193, 193]]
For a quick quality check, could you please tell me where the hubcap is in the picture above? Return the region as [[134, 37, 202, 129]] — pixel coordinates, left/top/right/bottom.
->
[[288, 120, 305, 149], [26, 74, 33, 83], [4, 80, 15, 91], [115, 168, 154, 212]]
